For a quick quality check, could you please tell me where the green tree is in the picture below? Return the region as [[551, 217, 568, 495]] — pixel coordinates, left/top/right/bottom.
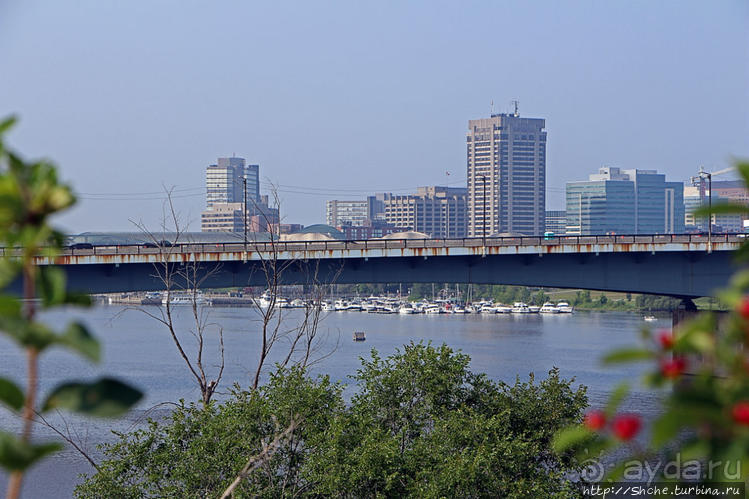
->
[[533, 289, 549, 305], [304, 342, 587, 498], [574, 290, 591, 305], [76, 366, 342, 498], [77, 343, 587, 498]]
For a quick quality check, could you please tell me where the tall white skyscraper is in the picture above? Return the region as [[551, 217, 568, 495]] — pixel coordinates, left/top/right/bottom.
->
[[205, 157, 260, 208], [202, 157, 274, 232], [466, 110, 546, 236]]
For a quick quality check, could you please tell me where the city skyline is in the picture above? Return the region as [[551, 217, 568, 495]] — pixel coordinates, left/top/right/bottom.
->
[[0, 1, 747, 232]]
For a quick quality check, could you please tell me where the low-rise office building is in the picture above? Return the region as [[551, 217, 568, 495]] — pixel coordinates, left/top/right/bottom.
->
[[566, 167, 684, 235], [382, 186, 467, 239]]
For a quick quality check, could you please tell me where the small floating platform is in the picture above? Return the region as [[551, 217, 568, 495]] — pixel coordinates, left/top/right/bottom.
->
[[352, 331, 366, 342]]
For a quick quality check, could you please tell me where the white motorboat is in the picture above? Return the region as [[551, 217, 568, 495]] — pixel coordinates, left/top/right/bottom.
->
[[162, 292, 211, 306], [290, 298, 306, 308], [494, 304, 512, 314], [556, 301, 574, 313], [274, 297, 292, 309], [398, 304, 415, 314], [643, 315, 657, 322], [539, 302, 560, 314], [360, 300, 377, 312], [511, 302, 531, 314], [423, 304, 441, 314]]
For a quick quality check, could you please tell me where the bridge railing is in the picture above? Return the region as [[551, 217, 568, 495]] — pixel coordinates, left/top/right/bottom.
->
[[52, 233, 745, 257]]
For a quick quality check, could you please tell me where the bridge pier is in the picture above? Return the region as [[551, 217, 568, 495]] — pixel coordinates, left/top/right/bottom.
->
[[672, 297, 698, 330]]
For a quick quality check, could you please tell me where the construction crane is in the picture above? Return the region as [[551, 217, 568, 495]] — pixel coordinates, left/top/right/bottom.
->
[[690, 165, 735, 249]]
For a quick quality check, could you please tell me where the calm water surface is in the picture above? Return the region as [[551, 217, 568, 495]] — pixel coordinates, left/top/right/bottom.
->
[[0, 305, 669, 497]]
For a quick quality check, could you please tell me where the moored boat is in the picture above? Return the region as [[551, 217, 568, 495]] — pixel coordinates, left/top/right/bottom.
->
[[161, 292, 211, 306], [556, 301, 574, 313], [539, 302, 559, 314], [352, 331, 366, 341], [398, 304, 415, 314], [511, 302, 531, 314]]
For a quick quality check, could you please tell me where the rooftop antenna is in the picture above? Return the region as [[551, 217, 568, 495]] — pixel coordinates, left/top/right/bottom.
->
[[490, 99, 495, 116], [512, 99, 519, 117]]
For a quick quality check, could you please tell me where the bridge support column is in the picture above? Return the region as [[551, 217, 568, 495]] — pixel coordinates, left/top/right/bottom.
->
[[672, 298, 698, 330]]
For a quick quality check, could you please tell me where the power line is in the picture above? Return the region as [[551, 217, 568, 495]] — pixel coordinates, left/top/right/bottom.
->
[[76, 186, 204, 197]]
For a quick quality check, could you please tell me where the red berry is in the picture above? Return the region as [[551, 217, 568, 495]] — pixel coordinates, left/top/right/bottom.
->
[[584, 410, 606, 431], [738, 297, 749, 319], [660, 357, 687, 378], [657, 329, 674, 349], [732, 401, 749, 426], [612, 414, 641, 441]]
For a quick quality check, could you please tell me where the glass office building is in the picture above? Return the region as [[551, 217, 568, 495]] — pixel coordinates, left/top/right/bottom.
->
[[566, 167, 684, 235]]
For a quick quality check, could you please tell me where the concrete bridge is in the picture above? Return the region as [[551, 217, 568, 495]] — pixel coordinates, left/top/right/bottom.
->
[[23, 233, 742, 298]]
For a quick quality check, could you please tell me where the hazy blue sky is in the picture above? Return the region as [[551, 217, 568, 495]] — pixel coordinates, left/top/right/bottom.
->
[[1, 1, 747, 232]]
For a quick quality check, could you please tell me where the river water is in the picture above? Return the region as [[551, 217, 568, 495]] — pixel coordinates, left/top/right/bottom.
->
[[0, 305, 668, 497]]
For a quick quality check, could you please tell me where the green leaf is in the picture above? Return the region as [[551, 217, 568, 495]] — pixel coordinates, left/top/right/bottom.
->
[[552, 425, 592, 453], [58, 322, 100, 363], [734, 161, 749, 189], [0, 116, 17, 136], [602, 348, 654, 364], [684, 329, 714, 353], [63, 292, 92, 307], [0, 378, 23, 412], [37, 266, 66, 307], [0, 294, 21, 317], [650, 411, 684, 447], [0, 317, 57, 351], [604, 383, 629, 418], [692, 203, 749, 217], [42, 378, 142, 417], [0, 431, 62, 471]]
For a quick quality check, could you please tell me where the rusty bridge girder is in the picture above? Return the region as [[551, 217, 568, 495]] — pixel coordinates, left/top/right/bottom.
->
[[15, 234, 743, 297]]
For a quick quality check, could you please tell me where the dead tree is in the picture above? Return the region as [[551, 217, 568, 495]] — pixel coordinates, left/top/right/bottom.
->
[[246, 185, 340, 390], [129, 189, 225, 406]]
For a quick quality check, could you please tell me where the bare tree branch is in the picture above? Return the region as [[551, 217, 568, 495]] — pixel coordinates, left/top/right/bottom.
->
[[129, 187, 225, 406], [33, 410, 99, 471], [220, 419, 298, 499]]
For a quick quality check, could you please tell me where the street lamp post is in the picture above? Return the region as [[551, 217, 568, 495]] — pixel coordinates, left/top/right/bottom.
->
[[707, 171, 712, 249], [243, 177, 248, 251], [691, 167, 713, 251]]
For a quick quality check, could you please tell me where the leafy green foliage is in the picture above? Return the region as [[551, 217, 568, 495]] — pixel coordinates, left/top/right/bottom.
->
[[76, 366, 342, 498], [555, 159, 749, 487], [58, 322, 100, 362], [0, 117, 142, 484], [42, 378, 143, 417], [77, 344, 588, 498], [0, 432, 62, 471], [0, 378, 24, 412]]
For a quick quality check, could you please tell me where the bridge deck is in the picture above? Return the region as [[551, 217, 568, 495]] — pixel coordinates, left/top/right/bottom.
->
[[38, 233, 743, 266]]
